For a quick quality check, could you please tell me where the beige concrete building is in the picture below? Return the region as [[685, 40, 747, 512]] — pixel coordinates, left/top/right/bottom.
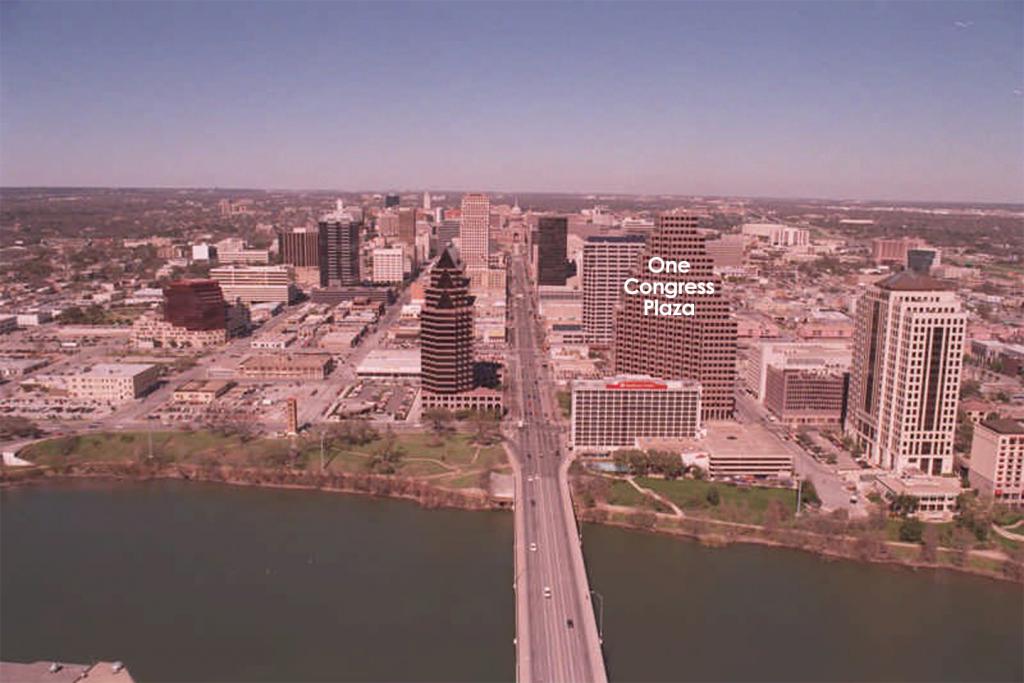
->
[[172, 379, 234, 404], [459, 193, 490, 269], [968, 418, 1024, 507], [68, 363, 160, 403], [239, 353, 334, 380], [847, 272, 966, 475]]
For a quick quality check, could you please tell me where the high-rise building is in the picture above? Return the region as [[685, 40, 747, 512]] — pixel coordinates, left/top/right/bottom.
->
[[278, 228, 320, 268], [613, 213, 737, 420], [535, 216, 571, 286], [422, 190, 431, 211], [846, 271, 966, 474], [318, 216, 360, 287], [459, 193, 490, 269], [434, 219, 460, 255], [398, 207, 416, 246], [582, 235, 645, 344], [420, 247, 475, 395], [384, 193, 400, 208], [372, 247, 405, 284], [163, 280, 227, 331], [871, 237, 927, 266]]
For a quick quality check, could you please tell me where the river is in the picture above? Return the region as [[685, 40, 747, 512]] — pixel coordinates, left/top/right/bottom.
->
[[1, 481, 1021, 682]]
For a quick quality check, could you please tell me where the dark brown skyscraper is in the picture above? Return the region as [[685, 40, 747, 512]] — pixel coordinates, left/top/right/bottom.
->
[[613, 212, 737, 420], [163, 280, 227, 331], [318, 216, 360, 287], [278, 228, 319, 267], [420, 247, 475, 395], [398, 207, 416, 246], [535, 216, 571, 286]]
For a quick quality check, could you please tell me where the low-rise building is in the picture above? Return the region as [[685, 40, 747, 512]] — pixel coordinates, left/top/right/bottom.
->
[[172, 379, 235, 404], [356, 349, 421, 379], [250, 333, 296, 350], [968, 418, 1024, 507], [701, 423, 794, 479], [763, 366, 848, 428], [67, 363, 160, 403], [571, 376, 701, 452], [239, 353, 334, 380], [875, 471, 962, 521], [0, 316, 16, 334]]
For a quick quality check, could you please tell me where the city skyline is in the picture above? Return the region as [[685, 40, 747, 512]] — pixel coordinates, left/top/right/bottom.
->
[[1, 1, 1022, 203]]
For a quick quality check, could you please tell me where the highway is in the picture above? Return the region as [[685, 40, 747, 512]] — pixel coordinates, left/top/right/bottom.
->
[[506, 255, 607, 683]]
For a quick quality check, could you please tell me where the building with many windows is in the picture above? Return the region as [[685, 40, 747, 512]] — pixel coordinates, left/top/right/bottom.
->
[[318, 214, 361, 287], [763, 366, 849, 428], [68, 363, 160, 403], [210, 265, 298, 304], [613, 213, 738, 420], [846, 271, 966, 474], [571, 376, 701, 452], [372, 247, 406, 284], [459, 193, 490, 269], [534, 216, 571, 286], [581, 235, 645, 344], [969, 418, 1024, 507], [239, 353, 334, 380], [278, 227, 320, 267]]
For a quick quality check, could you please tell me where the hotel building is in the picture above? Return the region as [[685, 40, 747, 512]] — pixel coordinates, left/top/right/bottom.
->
[[846, 271, 966, 474], [613, 212, 738, 420], [571, 376, 701, 452]]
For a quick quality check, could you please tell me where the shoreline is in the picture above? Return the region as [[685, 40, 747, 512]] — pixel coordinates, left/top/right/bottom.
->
[[3, 463, 1021, 585]]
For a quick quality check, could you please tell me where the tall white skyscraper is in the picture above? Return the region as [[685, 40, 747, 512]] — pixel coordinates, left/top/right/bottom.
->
[[422, 190, 431, 211], [459, 193, 490, 269], [846, 271, 966, 475], [581, 235, 645, 344]]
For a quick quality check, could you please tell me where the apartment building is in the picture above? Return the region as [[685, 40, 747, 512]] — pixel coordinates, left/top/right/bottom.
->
[[969, 418, 1024, 507]]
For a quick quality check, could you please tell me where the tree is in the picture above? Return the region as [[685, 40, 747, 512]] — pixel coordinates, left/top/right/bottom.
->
[[423, 408, 454, 444], [706, 486, 721, 507], [959, 379, 981, 400], [469, 411, 501, 446], [890, 493, 919, 517], [898, 517, 924, 543], [369, 426, 404, 474], [0, 416, 43, 440], [800, 478, 821, 507]]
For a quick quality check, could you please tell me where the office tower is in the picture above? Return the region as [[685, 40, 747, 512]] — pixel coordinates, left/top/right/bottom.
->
[[384, 193, 400, 208], [422, 191, 431, 211], [907, 248, 939, 274], [435, 219, 460, 254], [535, 216, 571, 286], [846, 271, 966, 474], [278, 228, 320, 268], [459, 193, 490, 269], [163, 280, 227, 330], [968, 418, 1024, 507], [613, 212, 738, 421], [318, 216, 360, 287], [871, 237, 927, 266], [582, 235, 645, 343], [372, 247, 405, 284], [420, 247, 475, 395], [398, 207, 416, 246], [377, 210, 400, 238]]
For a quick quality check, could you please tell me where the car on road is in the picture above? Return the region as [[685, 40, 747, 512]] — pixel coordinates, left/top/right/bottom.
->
[[529, 542, 537, 552], [543, 586, 552, 599]]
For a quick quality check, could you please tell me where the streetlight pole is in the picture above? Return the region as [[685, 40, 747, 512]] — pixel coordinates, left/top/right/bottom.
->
[[590, 590, 604, 643]]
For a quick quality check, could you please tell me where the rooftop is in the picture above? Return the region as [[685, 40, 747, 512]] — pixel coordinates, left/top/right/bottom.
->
[[875, 271, 952, 292], [80, 363, 155, 378], [980, 418, 1024, 435]]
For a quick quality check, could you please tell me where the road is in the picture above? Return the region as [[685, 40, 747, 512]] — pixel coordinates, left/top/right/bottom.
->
[[734, 392, 864, 514], [506, 255, 607, 683]]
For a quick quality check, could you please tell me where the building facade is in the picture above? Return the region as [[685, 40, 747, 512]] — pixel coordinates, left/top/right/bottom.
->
[[239, 353, 334, 380], [68, 363, 160, 403], [459, 193, 490, 269], [163, 280, 227, 331], [210, 266, 297, 304], [763, 366, 849, 427], [581, 235, 645, 344], [846, 272, 966, 474], [535, 216, 570, 286], [318, 216, 361, 287], [278, 228, 320, 268], [969, 418, 1024, 507], [613, 213, 738, 420], [571, 376, 701, 452], [420, 247, 475, 396]]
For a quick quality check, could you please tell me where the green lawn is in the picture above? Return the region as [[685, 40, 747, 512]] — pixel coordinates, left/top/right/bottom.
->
[[606, 479, 651, 508], [637, 477, 797, 525]]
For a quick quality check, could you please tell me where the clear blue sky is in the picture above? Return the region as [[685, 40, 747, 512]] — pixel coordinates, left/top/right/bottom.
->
[[1, 1, 1021, 202]]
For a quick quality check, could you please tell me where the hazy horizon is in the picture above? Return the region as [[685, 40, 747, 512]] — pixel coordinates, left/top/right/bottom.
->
[[2, 1, 1022, 203]]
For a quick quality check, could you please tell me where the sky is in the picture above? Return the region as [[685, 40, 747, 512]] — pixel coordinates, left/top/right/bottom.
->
[[0, 1, 1022, 202]]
